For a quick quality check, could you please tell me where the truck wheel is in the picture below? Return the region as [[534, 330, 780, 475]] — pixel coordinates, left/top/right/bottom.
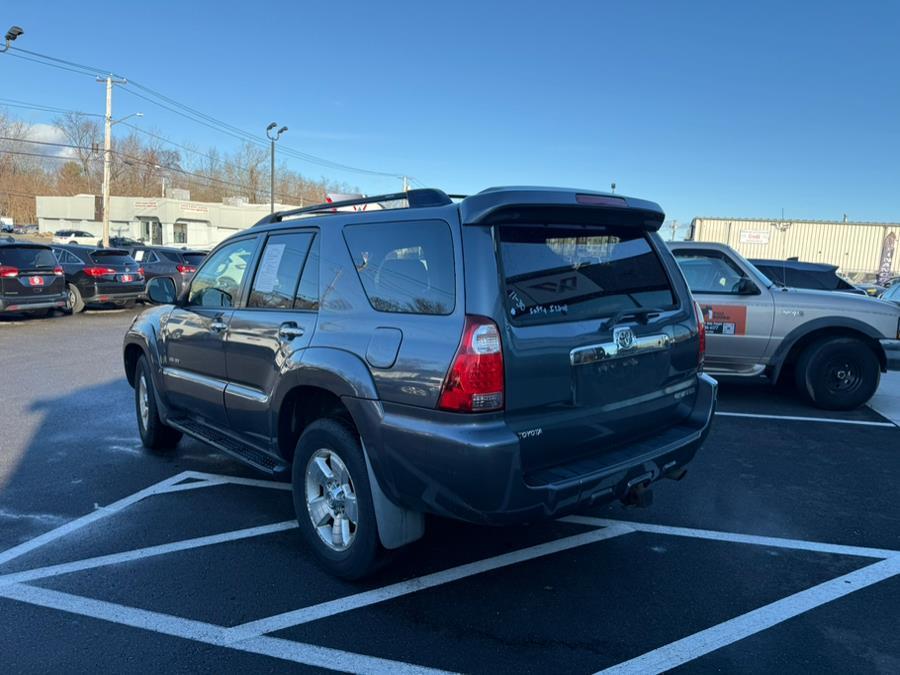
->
[[66, 284, 85, 314], [795, 337, 880, 410], [292, 419, 383, 580], [134, 355, 182, 450]]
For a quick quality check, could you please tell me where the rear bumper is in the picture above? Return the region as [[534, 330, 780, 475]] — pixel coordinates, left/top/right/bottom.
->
[[84, 289, 142, 304], [880, 339, 900, 371], [0, 295, 67, 313], [347, 373, 717, 525]]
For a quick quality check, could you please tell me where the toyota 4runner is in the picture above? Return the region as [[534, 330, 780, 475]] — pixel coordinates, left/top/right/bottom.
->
[[124, 187, 716, 578]]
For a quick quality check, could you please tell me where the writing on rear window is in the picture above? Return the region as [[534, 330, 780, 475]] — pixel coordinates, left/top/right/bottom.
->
[[499, 226, 675, 324]]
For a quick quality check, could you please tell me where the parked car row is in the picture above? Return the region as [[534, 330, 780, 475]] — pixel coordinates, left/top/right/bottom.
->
[[0, 240, 205, 318]]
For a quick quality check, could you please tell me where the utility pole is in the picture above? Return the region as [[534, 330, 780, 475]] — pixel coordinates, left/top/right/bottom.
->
[[670, 219, 678, 241], [98, 74, 127, 248], [266, 122, 288, 213]]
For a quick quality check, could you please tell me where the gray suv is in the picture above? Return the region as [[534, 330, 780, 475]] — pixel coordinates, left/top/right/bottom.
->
[[124, 187, 716, 578]]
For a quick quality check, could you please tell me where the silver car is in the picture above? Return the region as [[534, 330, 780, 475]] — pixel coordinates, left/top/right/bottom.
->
[[669, 241, 900, 410]]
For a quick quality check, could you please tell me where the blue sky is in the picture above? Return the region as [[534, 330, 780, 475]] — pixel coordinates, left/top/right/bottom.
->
[[3, 0, 899, 232]]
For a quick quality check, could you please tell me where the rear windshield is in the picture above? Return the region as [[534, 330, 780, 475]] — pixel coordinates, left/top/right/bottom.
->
[[182, 252, 207, 265], [0, 246, 58, 269], [498, 226, 675, 324], [90, 250, 135, 265], [158, 250, 182, 262]]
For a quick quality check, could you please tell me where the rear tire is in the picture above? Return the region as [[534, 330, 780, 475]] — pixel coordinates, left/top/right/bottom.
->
[[795, 337, 880, 410], [292, 419, 384, 580], [134, 355, 182, 451], [66, 284, 85, 314]]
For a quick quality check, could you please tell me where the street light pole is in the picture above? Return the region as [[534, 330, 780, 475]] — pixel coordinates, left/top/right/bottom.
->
[[98, 74, 130, 247], [266, 122, 288, 213]]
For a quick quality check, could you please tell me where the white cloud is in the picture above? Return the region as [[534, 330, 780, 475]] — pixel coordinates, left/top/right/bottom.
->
[[24, 123, 76, 159]]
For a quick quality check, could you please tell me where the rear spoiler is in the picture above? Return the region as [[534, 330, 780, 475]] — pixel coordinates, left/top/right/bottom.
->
[[458, 187, 665, 231]]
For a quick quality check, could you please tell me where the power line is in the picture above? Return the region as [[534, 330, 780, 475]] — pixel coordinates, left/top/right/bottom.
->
[[0, 136, 316, 204], [5, 44, 407, 181]]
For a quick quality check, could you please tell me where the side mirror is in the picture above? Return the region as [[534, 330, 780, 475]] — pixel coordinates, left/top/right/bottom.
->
[[736, 278, 759, 295], [147, 276, 177, 304]]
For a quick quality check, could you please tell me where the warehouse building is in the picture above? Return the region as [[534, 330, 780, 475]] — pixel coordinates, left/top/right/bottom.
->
[[35, 192, 299, 249], [689, 216, 900, 282]]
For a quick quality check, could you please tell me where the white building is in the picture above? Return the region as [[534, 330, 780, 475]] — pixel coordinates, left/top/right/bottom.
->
[[35, 193, 300, 249], [689, 216, 900, 279]]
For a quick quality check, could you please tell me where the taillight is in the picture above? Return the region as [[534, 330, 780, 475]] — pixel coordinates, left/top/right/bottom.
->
[[0, 265, 18, 278], [693, 301, 706, 370], [83, 266, 117, 278], [137, 267, 145, 278], [177, 264, 196, 274], [438, 315, 504, 412], [53, 266, 64, 276]]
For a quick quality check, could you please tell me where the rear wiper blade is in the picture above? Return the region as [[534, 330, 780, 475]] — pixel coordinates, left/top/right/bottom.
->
[[602, 307, 666, 330]]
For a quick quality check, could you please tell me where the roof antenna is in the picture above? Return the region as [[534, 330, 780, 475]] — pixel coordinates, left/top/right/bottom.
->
[[610, 181, 616, 194]]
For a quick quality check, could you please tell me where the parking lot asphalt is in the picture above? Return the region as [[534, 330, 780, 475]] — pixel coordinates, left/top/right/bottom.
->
[[1, 308, 898, 674]]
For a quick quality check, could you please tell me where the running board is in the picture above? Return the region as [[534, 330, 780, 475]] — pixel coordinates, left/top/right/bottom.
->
[[168, 418, 288, 476], [703, 364, 767, 378]]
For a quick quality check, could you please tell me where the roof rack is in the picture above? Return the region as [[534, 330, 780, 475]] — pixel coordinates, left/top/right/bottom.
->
[[253, 188, 454, 227]]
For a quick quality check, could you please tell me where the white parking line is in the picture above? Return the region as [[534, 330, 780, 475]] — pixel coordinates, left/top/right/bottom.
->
[[177, 470, 292, 492], [715, 411, 896, 428], [0, 521, 297, 587], [562, 516, 900, 559], [225, 523, 635, 641], [596, 555, 900, 675], [0, 471, 192, 567], [0, 583, 454, 674]]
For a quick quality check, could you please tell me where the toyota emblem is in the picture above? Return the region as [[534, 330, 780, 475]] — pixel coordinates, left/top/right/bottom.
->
[[613, 326, 636, 351]]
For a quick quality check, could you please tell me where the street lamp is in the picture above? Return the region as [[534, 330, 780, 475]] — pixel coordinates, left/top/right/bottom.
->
[[266, 122, 288, 213], [0, 25, 23, 53]]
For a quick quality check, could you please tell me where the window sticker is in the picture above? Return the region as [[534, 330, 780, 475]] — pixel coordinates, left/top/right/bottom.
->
[[253, 243, 286, 294]]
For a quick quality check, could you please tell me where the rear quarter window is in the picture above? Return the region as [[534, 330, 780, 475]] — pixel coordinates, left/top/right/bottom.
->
[[499, 226, 675, 324], [342, 220, 455, 315]]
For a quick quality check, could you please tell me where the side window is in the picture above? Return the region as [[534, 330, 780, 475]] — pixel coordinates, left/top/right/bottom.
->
[[247, 232, 314, 309], [342, 220, 455, 315], [187, 238, 257, 308], [295, 234, 319, 310], [62, 250, 81, 264], [144, 251, 159, 264], [674, 251, 748, 295]]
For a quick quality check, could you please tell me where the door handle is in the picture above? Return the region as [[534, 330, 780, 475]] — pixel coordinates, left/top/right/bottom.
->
[[278, 323, 305, 341], [210, 320, 228, 333]]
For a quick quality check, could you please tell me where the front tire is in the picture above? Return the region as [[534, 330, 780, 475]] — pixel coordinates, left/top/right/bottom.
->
[[134, 355, 182, 450], [292, 419, 383, 580], [795, 337, 880, 410]]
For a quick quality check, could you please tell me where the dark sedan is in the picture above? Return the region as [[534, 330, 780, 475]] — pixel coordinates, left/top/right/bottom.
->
[[52, 245, 144, 313]]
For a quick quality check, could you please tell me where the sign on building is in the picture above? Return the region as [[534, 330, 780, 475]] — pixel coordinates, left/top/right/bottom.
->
[[739, 229, 771, 245]]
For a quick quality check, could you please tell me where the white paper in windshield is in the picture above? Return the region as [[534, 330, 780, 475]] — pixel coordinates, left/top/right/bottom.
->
[[133, 250, 144, 261], [253, 244, 285, 293]]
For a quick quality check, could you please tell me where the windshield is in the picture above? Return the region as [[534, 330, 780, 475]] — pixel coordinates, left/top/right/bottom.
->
[[0, 245, 58, 269], [90, 250, 136, 266], [498, 226, 676, 324]]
